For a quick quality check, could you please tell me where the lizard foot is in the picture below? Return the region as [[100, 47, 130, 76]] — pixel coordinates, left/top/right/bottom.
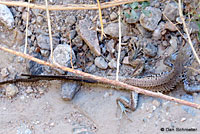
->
[[116, 92, 139, 120]]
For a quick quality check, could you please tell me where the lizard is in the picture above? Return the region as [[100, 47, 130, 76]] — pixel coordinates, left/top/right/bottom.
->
[[0, 46, 198, 113]]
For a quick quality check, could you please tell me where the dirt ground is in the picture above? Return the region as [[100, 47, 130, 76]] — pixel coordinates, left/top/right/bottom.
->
[[0, 0, 200, 134]]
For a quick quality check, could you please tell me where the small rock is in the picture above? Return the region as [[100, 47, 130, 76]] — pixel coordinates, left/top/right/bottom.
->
[[26, 86, 33, 94], [169, 36, 178, 50], [181, 117, 187, 122], [78, 18, 101, 56], [187, 22, 199, 34], [143, 43, 158, 57], [65, 16, 76, 26], [162, 40, 169, 47], [163, 2, 179, 21], [5, 84, 19, 98], [53, 44, 76, 67], [0, 68, 9, 77], [37, 34, 60, 50], [40, 49, 50, 57], [164, 21, 177, 31], [29, 52, 45, 75], [122, 56, 129, 65], [61, 82, 80, 101], [122, 36, 131, 42], [95, 57, 108, 69], [176, 17, 183, 24], [105, 39, 115, 53], [164, 37, 178, 56], [100, 43, 107, 54], [104, 22, 129, 38], [152, 100, 160, 107], [69, 30, 76, 40], [17, 123, 32, 134], [110, 12, 118, 20], [152, 22, 165, 40], [85, 64, 96, 73], [72, 35, 83, 47], [49, 122, 55, 127], [196, 75, 200, 82], [135, 23, 152, 37], [108, 59, 117, 69], [0, 4, 14, 29], [36, 16, 43, 24], [140, 7, 162, 31]]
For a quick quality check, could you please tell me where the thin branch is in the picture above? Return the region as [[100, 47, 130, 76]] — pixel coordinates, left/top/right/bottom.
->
[[68, 32, 74, 69], [0, 46, 200, 110], [116, 7, 122, 81], [178, 0, 200, 65], [97, 0, 105, 40], [45, 0, 54, 61], [24, 0, 30, 54], [0, 0, 147, 10]]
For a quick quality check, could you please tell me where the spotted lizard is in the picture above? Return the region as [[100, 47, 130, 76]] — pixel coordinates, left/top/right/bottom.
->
[[0, 46, 199, 113]]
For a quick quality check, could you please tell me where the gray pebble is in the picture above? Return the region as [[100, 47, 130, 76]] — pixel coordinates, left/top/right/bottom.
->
[[25, 86, 34, 94], [144, 43, 158, 57], [196, 75, 200, 82], [152, 100, 161, 107], [6, 84, 19, 98], [65, 16, 76, 26], [164, 21, 177, 31], [29, 52, 45, 75], [108, 59, 117, 69], [61, 82, 80, 101], [0, 4, 14, 29], [140, 7, 162, 31], [163, 2, 179, 21], [105, 39, 115, 53], [78, 18, 101, 56], [104, 22, 129, 38], [95, 57, 108, 69], [110, 12, 118, 20], [85, 64, 96, 73], [0, 68, 9, 78], [53, 44, 76, 67], [136, 23, 152, 37], [37, 34, 60, 50], [40, 49, 50, 57]]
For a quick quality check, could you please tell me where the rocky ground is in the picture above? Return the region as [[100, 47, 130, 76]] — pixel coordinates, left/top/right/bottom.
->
[[0, 0, 200, 134]]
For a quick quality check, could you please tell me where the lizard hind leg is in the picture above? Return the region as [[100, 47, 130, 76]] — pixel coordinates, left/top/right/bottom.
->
[[116, 92, 139, 118]]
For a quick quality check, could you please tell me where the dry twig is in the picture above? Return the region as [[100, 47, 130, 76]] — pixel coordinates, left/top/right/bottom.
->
[[24, 0, 30, 54], [116, 7, 122, 81], [96, 0, 105, 40], [0, 0, 147, 10], [45, 0, 54, 61], [0, 46, 199, 110]]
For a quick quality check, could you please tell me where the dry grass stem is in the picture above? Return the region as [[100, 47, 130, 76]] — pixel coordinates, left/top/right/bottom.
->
[[0, 0, 148, 10], [116, 7, 122, 81], [45, 0, 54, 61], [97, 0, 105, 40], [0, 46, 200, 109], [68, 32, 74, 69], [178, 0, 200, 65], [24, 0, 30, 54]]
